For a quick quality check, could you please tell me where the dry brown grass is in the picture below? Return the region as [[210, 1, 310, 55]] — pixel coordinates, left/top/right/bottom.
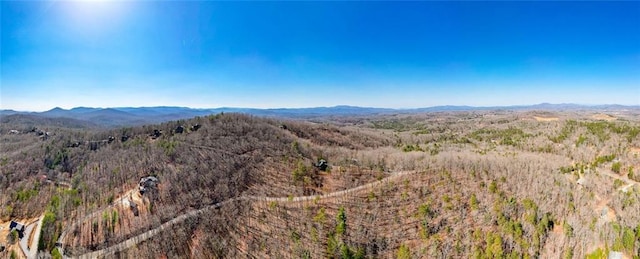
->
[[592, 113, 616, 121], [533, 116, 559, 122], [0, 220, 10, 245]]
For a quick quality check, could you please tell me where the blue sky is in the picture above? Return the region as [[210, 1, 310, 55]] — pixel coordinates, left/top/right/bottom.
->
[[1, 1, 639, 111]]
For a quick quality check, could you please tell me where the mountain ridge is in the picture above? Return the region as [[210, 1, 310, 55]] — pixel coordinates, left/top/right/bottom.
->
[[1, 103, 638, 127]]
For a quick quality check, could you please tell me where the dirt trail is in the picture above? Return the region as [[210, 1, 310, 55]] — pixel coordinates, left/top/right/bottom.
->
[[600, 170, 638, 192], [590, 169, 638, 224], [619, 183, 635, 193], [63, 170, 417, 258]]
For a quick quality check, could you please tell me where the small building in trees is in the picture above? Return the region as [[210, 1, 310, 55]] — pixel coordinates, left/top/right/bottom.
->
[[150, 129, 162, 139], [89, 141, 100, 151], [9, 221, 25, 239], [67, 142, 82, 148], [314, 159, 328, 171], [139, 176, 159, 195], [39, 132, 50, 141]]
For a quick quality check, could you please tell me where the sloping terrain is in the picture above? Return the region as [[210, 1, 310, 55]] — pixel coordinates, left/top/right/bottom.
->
[[1, 110, 640, 258], [0, 113, 393, 257]]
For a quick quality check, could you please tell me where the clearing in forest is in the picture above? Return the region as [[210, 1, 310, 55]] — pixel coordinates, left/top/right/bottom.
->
[[533, 116, 559, 122], [592, 113, 616, 121]]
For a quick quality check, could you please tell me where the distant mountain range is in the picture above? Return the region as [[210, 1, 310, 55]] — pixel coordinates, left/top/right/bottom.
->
[[1, 103, 638, 127]]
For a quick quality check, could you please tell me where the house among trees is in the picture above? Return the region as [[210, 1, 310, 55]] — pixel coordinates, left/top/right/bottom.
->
[[150, 129, 162, 139], [139, 176, 159, 195], [314, 159, 328, 171], [39, 131, 50, 140], [9, 221, 25, 239], [67, 141, 82, 148]]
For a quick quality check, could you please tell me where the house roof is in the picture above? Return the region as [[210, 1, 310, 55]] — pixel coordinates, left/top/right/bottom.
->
[[9, 221, 24, 231]]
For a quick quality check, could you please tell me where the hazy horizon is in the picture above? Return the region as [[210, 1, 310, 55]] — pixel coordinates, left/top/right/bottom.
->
[[2, 1, 639, 111], [3, 102, 640, 114]]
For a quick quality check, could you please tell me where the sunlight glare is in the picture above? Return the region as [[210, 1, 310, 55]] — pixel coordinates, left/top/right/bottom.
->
[[61, 0, 131, 38]]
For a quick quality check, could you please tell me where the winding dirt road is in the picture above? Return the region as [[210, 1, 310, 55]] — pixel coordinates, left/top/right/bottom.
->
[[62, 170, 417, 258]]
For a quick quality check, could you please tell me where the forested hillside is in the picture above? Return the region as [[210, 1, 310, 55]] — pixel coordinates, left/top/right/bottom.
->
[[1, 110, 639, 258]]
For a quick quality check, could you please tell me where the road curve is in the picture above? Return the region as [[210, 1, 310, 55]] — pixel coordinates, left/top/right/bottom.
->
[[65, 170, 417, 258]]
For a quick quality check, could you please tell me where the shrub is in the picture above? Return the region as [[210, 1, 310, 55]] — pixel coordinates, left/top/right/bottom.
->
[[563, 222, 573, 237], [313, 207, 326, 223], [268, 201, 277, 210], [575, 134, 587, 147], [418, 203, 432, 218], [621, 227, 635, 253], [8, 229, 18, 244], [563, 248, 573, 259], [336, 206, 347, 235], [489, 181, 498, 194], [52, 247, 62, 259], [402, 144, 423, 152], [612, 162, 621, 174], [613, 179, 625, 189], [397, 244, 411, 259], [292, 160, 308, 182], [593, 154, 615, 167], [470, 194, 479, 210], [290, 230, 300, 242], [484, 232, 504, 258]]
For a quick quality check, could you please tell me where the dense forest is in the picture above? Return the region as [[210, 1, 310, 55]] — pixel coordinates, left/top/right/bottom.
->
[[1, 110, 639, 258]]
